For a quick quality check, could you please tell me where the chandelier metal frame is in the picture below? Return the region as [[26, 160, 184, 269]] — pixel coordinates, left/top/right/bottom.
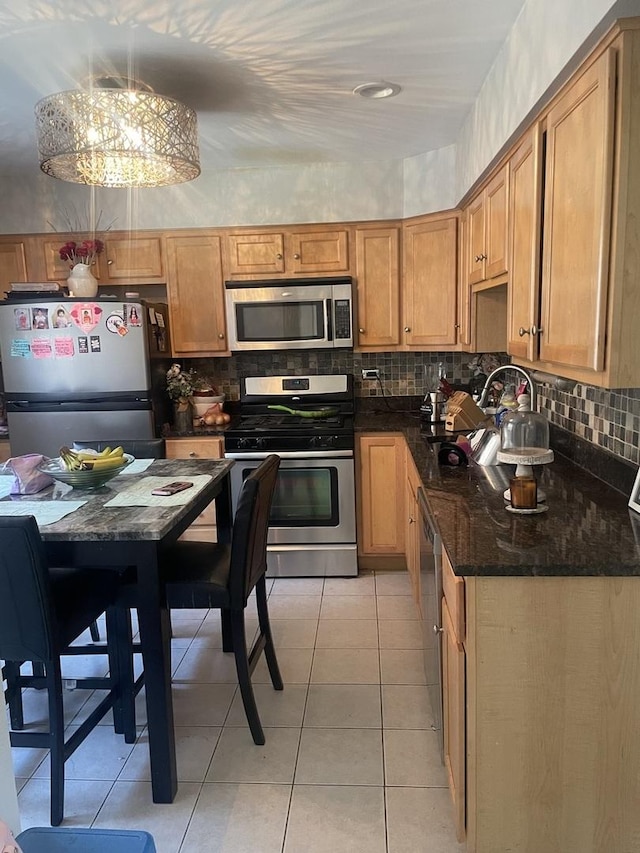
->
[[35, 79, 200, 188]]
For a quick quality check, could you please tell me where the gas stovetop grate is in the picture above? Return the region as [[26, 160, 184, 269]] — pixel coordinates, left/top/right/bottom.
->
[[235, 414, 344, 430]]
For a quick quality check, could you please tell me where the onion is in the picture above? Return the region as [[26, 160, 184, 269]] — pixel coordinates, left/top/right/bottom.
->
[[203, 414, 217, 426], [214, 414, 226, 425]]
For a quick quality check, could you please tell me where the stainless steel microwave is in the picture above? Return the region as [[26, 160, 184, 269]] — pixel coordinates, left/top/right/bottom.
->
[[224, 276, 354, 352]]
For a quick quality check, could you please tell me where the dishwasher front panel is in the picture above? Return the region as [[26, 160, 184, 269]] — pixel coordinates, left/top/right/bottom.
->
[[418, 487, 444, 762]]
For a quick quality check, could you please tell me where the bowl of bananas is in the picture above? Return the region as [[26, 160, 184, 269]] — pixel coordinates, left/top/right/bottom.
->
[[39, 446, 134, 489]]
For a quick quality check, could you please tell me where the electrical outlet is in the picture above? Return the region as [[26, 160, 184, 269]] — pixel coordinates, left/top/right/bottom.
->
[[362, 368, 380, 380]]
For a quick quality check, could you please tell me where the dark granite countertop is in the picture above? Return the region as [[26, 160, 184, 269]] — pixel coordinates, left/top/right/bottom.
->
[[355, 409, 640, 578]]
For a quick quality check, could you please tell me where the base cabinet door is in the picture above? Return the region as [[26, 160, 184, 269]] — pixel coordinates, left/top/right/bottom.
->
[[442, 596, 466, 843], [357, 434, 405, 557], [165, 437, 224, 541]]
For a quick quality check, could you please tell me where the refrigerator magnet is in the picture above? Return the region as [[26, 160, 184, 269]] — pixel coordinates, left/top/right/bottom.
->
[[54, 337, 74, 358], [14, 308, 31, 330], [31, 307, 49, 330], [128, 305, 141, 327], [52, 305, 72, 329], [10, 339, 31, 358], [90, 335, 101, 352], [31, 338, 53, 359], [106, 313, 129, 336], [70, 303, 102, 333], [78, 336, 89, 354]]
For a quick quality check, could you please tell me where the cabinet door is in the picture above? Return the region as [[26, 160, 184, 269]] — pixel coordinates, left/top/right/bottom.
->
[[42, 237, 101, 282], [0, 241, 28, 295], [507, 127, 543, 361], [103, 236, 164, 281], [355, 226, 401, 349], [442, 596, 466, 843], [225, 232, 285, 276], [357, 434, 405, 556], [405, 452, 422, 611], [165, 437, 224, 541], [540, 49, 614, 371], [484, 165, 509, 280], [287, 229, 349, 274], [165, 234, 228, 355], [466, 195, 485, 286], [403, 216, 458, 348], [457, 213, 471, 348]]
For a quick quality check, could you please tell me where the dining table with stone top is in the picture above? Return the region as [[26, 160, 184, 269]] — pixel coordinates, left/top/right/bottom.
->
[[0, 457, 234, 805]]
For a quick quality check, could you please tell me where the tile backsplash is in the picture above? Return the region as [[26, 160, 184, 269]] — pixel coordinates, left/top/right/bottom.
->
[[185, 351, 640, 468]]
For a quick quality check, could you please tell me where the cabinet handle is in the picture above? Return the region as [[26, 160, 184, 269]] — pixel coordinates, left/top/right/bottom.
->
[[531, 325, 543, 336], [409, 516, 415, 524], [454, 323, 460, 329], [480, 253, 487, 260], [276, 253, 283, 259], [404, 326, 411, 333], [107, 259, 113, 265], [218, 333, 225, 339], [359, 328, 365, 334], [293, 253, 300, 259], [433, 624, 444, 635], [518, 327, 531, 337], [474, 254, 481, 263], [189, 451, 196, 457]]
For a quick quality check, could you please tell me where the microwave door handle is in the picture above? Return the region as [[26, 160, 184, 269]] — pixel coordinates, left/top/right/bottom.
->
[[325, 298, 333, 341]]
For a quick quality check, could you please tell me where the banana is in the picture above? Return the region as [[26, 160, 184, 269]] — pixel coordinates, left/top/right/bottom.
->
[[107, 446, 124, 458], [59, 446, 82, 471], [80, 455, 127, 471], [98, 446, 112, 457]]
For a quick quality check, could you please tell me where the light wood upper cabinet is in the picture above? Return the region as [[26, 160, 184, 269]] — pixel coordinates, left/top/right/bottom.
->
[[354, 225, 401, 349], [0, 239, 28, 295], [539, 49, 614, 373], [102, 236, 165, 282], [403, 214, 458, 349], [224, 226, 349, 278], [507, 126, 543, 362], [356, 433, 405, 558], [465, 164, 509, 286], [165, 233, 228, 356], [41, 236, 101, 282]]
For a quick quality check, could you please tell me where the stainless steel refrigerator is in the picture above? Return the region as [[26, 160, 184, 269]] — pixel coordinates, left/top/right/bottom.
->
[[0, 298, 171, 457]]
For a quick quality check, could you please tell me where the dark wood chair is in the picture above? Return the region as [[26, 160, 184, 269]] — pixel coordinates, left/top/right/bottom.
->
[[160, 454, 282, 745], [0, 516, 135, 826]]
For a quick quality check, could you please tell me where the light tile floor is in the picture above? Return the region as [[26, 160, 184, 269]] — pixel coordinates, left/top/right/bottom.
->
[[9, 570, 465, 853]]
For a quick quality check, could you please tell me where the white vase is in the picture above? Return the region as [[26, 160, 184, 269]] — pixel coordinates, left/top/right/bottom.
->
[[68, 263, 98, 298]]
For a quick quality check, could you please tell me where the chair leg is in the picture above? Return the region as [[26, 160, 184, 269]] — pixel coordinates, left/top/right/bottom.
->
[[48, 661, 65, 827], [221, 609, 233, 652], [105, 606, 137, 743], [89, 619, 101, 642], [4, 661, 25, 729], [230, 610, 265, 746], [255, 575, 283, 691]]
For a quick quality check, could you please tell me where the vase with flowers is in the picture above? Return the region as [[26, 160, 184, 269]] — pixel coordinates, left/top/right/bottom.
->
[[166, 363, 198, 432], [60, 238, 104, 298]]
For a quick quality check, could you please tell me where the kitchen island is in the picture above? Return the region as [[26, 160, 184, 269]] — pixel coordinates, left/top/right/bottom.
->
[[356, 409, 640, 853]]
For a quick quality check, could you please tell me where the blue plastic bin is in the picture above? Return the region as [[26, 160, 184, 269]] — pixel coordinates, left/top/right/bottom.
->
[[16, 827, 156, 853]]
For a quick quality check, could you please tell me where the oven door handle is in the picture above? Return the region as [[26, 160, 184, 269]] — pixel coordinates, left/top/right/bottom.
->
[[225, 450, 353, 460]]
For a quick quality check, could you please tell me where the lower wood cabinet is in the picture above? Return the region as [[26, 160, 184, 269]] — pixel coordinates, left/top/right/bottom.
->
[[0, 440, 11, 463], [405, 449, 422, 610], [165, 436, 224, 541], [356, 433, 405, 560]]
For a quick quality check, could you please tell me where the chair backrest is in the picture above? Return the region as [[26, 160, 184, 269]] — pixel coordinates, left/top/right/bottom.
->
[[0, 516, 55, 663], [228, 454, 280, 606], [72, 439, 166, 459]]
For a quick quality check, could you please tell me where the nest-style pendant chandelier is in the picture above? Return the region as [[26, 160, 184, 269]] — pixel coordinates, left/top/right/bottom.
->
[[34, 77, 200, 188]]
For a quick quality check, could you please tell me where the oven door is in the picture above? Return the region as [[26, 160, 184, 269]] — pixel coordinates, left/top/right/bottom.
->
[[225, 450, 357, 576]]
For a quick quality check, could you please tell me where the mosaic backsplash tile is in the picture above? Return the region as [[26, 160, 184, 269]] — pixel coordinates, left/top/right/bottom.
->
[[185, 351, 640, 468]]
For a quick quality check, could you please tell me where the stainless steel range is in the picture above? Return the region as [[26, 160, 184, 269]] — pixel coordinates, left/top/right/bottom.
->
[[224, 374, 357, 577]]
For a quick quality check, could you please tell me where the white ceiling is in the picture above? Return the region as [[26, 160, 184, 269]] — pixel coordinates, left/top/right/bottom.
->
[[0, 1, 528, 178]]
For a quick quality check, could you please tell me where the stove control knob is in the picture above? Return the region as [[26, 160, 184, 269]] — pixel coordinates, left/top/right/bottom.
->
[[238, 438, 251, 449], [255, 437, 267, 450]]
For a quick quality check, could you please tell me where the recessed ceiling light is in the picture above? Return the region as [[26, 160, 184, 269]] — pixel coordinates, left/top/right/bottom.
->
[[353, 82, 402, 99]]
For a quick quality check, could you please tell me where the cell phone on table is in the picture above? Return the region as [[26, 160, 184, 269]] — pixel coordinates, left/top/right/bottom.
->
[[151, 481, 194, 496]]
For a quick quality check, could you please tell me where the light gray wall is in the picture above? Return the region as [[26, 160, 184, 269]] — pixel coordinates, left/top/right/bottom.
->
[[402, 145, 456, 217]]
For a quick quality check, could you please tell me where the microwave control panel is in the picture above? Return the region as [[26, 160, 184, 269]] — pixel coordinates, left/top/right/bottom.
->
[[334, 299, 352, 340]]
